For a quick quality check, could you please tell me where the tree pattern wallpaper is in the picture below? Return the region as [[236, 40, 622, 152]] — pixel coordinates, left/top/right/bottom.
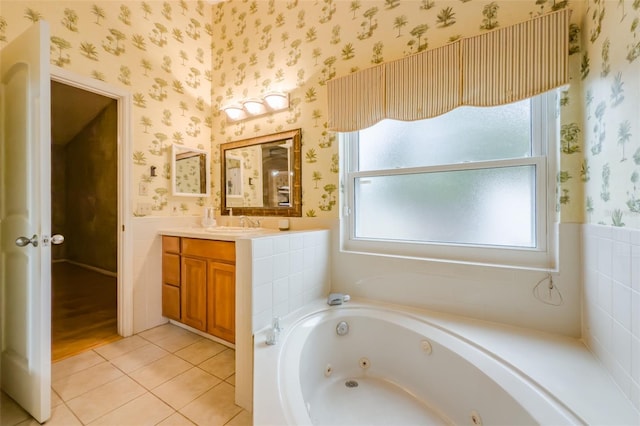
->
[[2, 0, 633, 228], [2, 0, 213, 216], [581, 0, 640, 228]]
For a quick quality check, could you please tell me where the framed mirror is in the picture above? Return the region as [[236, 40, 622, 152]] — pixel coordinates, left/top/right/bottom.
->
[[220, 128, 302, 217], [172, 144, 210, 197]]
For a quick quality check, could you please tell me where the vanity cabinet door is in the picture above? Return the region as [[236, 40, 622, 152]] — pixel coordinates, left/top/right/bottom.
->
[[181, 256, 207, 331], [162, 284, 181, 320], [162, 236, 236, 342], [162, 237, 181, 320], [207, 261, 235, 343]]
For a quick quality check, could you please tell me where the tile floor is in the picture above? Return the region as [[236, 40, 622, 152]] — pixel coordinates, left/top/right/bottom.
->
[[1, 324, 251, 426]]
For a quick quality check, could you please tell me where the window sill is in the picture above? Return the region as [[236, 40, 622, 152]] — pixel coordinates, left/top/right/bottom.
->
[[340, 239, 558, 273]]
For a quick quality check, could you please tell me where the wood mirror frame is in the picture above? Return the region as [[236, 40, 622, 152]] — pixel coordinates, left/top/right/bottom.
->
[[220, 128, 302, 217]]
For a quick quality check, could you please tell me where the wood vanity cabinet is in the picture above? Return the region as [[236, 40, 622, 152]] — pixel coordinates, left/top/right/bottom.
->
[[162, 236, 236, 343], [162, 236, 181, 321]]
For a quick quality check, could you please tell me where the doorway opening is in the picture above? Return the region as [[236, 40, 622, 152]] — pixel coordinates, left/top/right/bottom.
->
[[50, 67, 133, 361], [51, 81, 119, 361]]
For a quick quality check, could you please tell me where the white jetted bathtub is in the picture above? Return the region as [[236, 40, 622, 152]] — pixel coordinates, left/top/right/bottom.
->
[[253, 300, 637, 425]]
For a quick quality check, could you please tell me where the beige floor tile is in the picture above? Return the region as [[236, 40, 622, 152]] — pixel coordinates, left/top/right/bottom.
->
[[52, 361, 123, 401], [87, 393, 174, 426], [137, 324, 203, 354], [225, 409, 252, 426], [175, 339, 227, 365], [180, 382, 242, 426], [198, 349, 235, 379], [93, 335, 148, 360], [109, 343, 169, 374], [155, 411, 196, 426], [52, 350, 104, 381], [51, 389, 63, 408], [137, 323, 189, 344], [1, 391, 30, 426], [16, 403, 82, 426], [152, 367, 221, 410], [129, 354, 193, 390], [66, 375, 146, 424], [152, 331, 203, 353]]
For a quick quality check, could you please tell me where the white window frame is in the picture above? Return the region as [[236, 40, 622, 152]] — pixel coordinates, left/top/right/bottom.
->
[[340, 92, 559, 270]]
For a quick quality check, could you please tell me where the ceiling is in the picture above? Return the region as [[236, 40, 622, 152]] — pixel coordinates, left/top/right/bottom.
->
[[51, 81, 114, 145]]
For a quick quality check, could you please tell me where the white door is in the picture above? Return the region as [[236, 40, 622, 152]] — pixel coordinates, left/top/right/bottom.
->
[[0, 21, 52, 423]]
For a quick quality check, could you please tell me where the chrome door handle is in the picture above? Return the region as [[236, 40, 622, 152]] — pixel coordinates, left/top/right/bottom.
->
[[42, 234, 65, 246], [16, 234, 39, 247]]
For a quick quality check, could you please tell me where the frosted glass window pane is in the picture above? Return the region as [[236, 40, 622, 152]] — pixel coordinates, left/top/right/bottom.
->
[[354, 166, 536, 248], [359, 100, 531, 171]]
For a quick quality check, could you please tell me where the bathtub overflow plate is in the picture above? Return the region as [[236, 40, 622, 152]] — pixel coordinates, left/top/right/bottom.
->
[[336, 321, 349, 336]]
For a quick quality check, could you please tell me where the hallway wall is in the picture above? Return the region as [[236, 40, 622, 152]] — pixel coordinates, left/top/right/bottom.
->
[[66, 101, 118, 272], [51, 101, 118, 272]]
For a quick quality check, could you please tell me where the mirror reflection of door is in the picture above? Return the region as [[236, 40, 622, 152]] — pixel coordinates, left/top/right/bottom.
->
[[262, 141, 291, 208], [225, 155, 242, 198]]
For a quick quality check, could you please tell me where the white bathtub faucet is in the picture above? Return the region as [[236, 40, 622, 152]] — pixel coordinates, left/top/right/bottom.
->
[[327, 293, 351, 306]]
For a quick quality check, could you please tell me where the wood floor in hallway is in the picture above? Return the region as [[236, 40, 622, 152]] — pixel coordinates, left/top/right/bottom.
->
[[52, 262, 120, 362]]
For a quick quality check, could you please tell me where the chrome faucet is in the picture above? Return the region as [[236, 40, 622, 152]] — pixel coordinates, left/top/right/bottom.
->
[[327, 293, 351, 306], [266, 317, 282, 345], [239, 215, 260, 228]]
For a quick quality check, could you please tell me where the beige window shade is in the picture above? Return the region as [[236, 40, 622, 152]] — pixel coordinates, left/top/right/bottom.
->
[[327, 64, 385, 132], [327, 9, 570, 132], [462, 10, 569, 106], [385, 42, 460, 121]]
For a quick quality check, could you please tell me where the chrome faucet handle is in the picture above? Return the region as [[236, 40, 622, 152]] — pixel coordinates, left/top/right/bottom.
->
[[272, 316, 282, 332], [266, 317, 282, 345]]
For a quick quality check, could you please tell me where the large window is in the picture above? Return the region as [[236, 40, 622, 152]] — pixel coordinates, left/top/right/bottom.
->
[[341, 93, 558, 269]]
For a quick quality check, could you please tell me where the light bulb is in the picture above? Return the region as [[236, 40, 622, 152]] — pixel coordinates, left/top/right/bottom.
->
[[222, 105, 246, 121], [242, 98, 266, 115], [263, 92, 289, 110]]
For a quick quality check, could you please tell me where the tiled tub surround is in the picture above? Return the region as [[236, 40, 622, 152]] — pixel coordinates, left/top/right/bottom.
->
[[158, 228, 331, 411], [582, 224, 640, 412]]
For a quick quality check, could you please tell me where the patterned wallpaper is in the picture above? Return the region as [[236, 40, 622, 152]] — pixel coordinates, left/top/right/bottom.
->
[[1, 0, 599, 225], [1, 0, 213, 216], [581, 0, 640, 228], [209, 0, 584, 221]]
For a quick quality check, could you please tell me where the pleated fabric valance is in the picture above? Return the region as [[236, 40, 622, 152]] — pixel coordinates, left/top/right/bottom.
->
[[327, 9, 570, 132]]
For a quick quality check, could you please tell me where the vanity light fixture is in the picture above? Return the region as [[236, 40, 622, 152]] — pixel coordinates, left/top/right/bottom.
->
[[222, 91, 290, 122], [263, 92, 289, 109], [242, 98, 267, 115], [221, 104, 246, 121]]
